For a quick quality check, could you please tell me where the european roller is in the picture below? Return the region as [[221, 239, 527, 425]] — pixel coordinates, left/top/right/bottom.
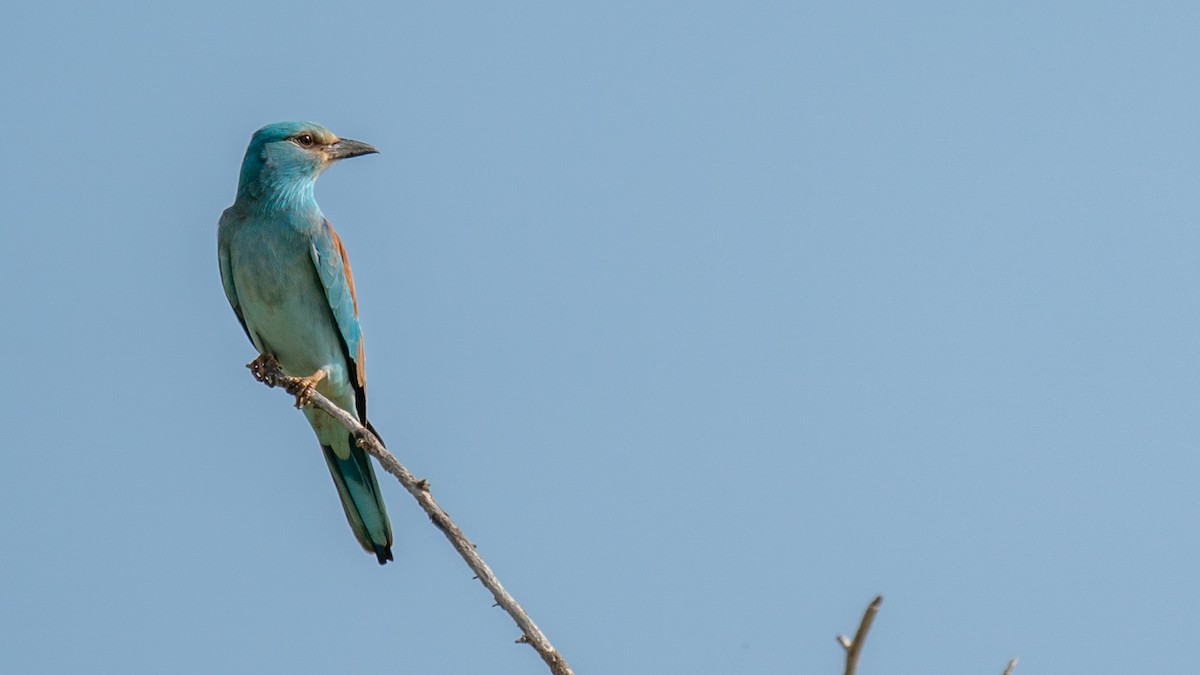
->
[[218, 121, 393, 564]]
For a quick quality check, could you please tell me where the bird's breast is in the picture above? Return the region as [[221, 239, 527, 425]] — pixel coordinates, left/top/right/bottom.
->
[[227, 220, 347, 383], [229, 224, 311, 308]]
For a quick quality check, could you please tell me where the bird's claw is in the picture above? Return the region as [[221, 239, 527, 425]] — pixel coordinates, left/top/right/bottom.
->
[[247, 354, 280, 386], [285, 369, 327, 408]]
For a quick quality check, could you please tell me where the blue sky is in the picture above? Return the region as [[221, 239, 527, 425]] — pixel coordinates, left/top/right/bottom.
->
[[2, 2, 1198, 673]]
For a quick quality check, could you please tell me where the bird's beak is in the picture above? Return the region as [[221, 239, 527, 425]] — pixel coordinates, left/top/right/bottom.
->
[[325, 138, 379, 161]]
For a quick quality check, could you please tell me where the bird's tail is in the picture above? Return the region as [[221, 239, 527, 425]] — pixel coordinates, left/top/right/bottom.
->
[[320, 431, 393, 564]]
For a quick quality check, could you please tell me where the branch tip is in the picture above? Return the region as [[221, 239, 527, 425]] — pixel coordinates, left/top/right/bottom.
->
[[841, 595, 883, 675]]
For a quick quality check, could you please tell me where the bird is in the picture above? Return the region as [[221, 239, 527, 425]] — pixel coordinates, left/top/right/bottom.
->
[[217, 121, 393, 564]]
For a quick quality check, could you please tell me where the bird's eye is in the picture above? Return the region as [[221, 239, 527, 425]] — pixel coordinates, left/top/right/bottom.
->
[[294, 134, 315, 148]]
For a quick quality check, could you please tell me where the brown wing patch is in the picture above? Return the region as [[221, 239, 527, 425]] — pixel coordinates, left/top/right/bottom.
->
[[325, 221, 360, 316], [356, 338, 367, 390], [325, 220, 368, 391]]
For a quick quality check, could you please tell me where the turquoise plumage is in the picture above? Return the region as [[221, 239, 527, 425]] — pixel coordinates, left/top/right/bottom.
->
[[217, 121, 393, 564]]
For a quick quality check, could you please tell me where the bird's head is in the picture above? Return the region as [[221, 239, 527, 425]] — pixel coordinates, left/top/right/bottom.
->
[[236, 121, 378, 206]]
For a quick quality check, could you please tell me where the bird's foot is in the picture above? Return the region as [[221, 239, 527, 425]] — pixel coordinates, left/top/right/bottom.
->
[[285, 369, 328, 408], [247, 354, 281, 385]]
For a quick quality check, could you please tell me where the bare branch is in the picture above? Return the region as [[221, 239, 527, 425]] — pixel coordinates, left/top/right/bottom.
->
[[836, 595, 882, 675], [1002, 657, 1018, 675], [251, 360, 573, 675]]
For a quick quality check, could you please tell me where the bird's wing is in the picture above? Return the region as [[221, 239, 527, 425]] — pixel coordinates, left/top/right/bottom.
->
[[217, 231, 252, 343], [309, 219, 369, 421]]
